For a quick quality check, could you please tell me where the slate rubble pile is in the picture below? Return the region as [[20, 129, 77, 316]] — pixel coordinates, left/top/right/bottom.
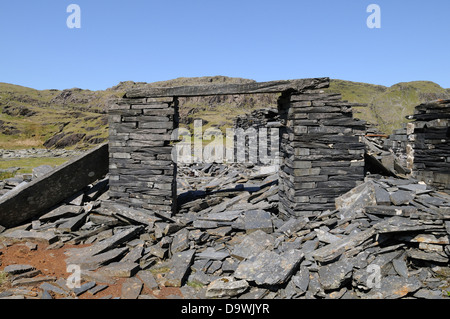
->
[[1, 163, 450, 299], [363, 125, 410, 177]]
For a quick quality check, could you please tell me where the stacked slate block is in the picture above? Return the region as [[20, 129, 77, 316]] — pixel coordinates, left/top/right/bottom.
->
[[108, 97, 178, 214], [277, 90, 367, 218], [406, 99, 450, 192], [233, 108, 282, 165], [385, 124, 408, 157]]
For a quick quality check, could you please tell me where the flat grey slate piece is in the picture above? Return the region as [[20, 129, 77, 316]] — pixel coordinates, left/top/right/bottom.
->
[[196, 247, 229, 261], [318, 259, 354, 291], [374, 186, 391, 206], [277, 217, 308, 237], [2, 229, 58, 244], [205, 277, 249, 298], [57, 212, 89, 232], [200, 211, 242, 222], [243, 210, 273, 234], [11, 276, 56, 287], [407, 249, 449, 263], [121, 277, 143, 299], [39, 205, 84, 222], [231, 230, 275, 261], [65, 226, 143, 260], [98, 262, 140, 278], [234, 249, 304, 286], [392, 258, 409, 278], [367, 276, 422, 299], [88, 284, 108, 295], [312, 227, 377, 263], [66, 247, 129, 271], [3, 264, 35, 275], [137, 270, 159, 290], [104, 202, 160, 227], [0, 143, 108, 228], [163, 249, 195, 287], [39, 282, 68, 296], [73, 281, 96, 296], [291, 266, 310, 293], [390, 190, 415, 206], [170, 228, 190, 254]]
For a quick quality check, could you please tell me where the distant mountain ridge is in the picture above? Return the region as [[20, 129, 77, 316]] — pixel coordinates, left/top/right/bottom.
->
[[0, 76, 448, 149]]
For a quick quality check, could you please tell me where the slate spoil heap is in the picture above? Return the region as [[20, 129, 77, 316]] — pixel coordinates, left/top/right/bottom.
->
[[1, 163, 450, 299]]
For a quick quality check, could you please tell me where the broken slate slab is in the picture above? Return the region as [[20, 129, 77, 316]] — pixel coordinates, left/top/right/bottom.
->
[[374, 186, 391, 206], [39, 282, 68, 296], [121, 277, 143, 299], [390, 191, 415, 206], [374, 216, 438, 234], [163, 249, 196, 287], [231, 230, 275, 261], [335, 180, 377, 212], [200, 210, 242, 222], [39, 205, 84, 223], [205, 277, 249, 299], [11, 276, 56, 287], [170, 228, 190, 254], [276, 217, 308, 237], [413, 288, 445, 299], [316, 229, 342, 244], [392, 258, 409, 278], [369, 205, 417, 217], [120, 246, 143, 264], [291, 266, 310, 293], [365, 276, 422, 299], [312, 227, 377, 263], [66, 247, 129, 271], [234, 249, 304, 286], [2, 229, 58, 244], [88, 284, 108, 295], [137, 270, 159, 290], [3, 264, 35, 275], [58, 212, 89, 232], [407, 249, 449, 264], [98, 262, 140, 278], [65, 226, 143, 259], [318, 258, 354, 291], [243, 210, 273, 234], [197, 247, 230, 261], [73, 281, 96, 296], [410, 234, 449, 245], [102, 202, 160, 227]]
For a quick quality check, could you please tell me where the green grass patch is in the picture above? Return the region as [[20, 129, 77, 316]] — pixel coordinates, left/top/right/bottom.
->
[[186, 280, 205, 289], [149, 266, 171, 275], [0, 271, 8, 286], [0, 157, 69, 177]]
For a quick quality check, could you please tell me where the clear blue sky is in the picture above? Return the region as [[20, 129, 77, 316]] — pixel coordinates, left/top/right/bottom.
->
[[0, 0, 449, 90]]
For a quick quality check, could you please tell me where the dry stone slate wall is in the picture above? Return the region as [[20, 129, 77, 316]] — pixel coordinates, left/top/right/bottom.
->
[[108, 97, 178, 215], [277, 90, 367, 218], [107, 78, 367, 218], [406, 99, 450, 192]]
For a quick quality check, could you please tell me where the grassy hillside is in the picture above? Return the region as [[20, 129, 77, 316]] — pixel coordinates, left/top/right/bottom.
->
[[326, 80, 450, 134], [0, 82, 119, 149], [1, 77, 448, 150]]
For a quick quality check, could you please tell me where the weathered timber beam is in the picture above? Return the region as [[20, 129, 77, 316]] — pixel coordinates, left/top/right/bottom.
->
[[124, 77, 330, 98]]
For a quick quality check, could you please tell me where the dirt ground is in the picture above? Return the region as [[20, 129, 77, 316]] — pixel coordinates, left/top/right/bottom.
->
[[0, 240, 183, 299]]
